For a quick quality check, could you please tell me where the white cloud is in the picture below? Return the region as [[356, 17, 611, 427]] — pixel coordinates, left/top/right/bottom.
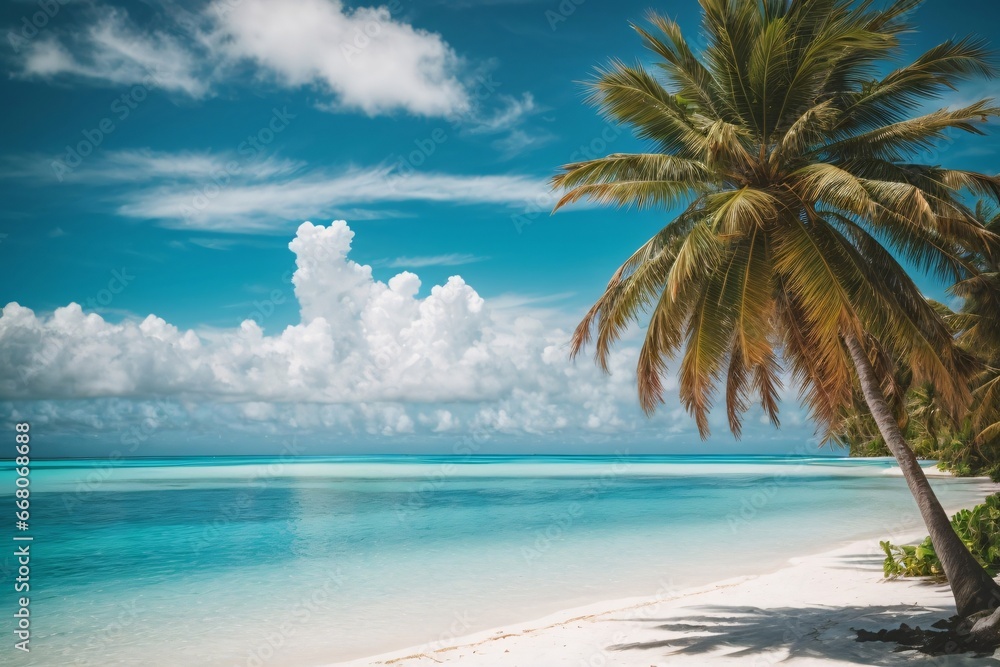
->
[[102, 158, 551, 231], [13, 0, 479, 118], [206, 0, 470, 117], [0, 221, 812, 447], [6, 149, 552, 232], [463, 93, 553, 157], [0, 221, 645, 432], [465, 93, 538, 134], [17, 149, 304, 185], [116, 167, 549, 231], [19, 11, 209, 97], [491, 128, 553, 159], [926, 80, 1000, 112], [384, 253, 487, 268]]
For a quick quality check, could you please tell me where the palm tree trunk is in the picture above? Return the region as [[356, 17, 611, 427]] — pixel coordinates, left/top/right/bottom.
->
[[844, 332, 1000, 617]]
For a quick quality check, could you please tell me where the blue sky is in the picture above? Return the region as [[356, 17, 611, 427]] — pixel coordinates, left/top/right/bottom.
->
[[1, 0, 998, 457]]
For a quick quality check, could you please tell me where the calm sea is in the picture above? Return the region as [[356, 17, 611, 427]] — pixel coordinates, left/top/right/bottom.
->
[[1, 455, 994, 666]]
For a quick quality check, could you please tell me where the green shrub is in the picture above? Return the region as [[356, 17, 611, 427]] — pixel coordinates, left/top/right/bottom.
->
[[881, 537, 943, 578], [882, 493, 1000, 579], [952, 493, 1000, 566], [949, 462, 975, 477], [988, 464, 1000, 484]]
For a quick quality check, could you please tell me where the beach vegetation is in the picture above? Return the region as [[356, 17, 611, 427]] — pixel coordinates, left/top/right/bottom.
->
[[842, 202, 1000, 478], [881, 536, 943, 578], [883, 493, 1000, 578]]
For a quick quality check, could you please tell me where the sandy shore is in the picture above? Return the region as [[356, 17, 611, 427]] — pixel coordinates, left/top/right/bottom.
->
[[330, 501, 1000, 666], [882, 464, 956, 478]]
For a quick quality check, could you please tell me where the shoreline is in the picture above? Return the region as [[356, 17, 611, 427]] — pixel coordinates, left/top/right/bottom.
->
[[328, 492, 999, 667]]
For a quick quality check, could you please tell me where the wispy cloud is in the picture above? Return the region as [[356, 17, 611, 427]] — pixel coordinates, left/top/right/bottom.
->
[[2, 149, 305, 185], [383, 253, 488, 268], [116, 167, 551, 231], [185, 237, 251, 251], [491, 128, 555, 159], [18, 9, 209, 97], [458, 93, 555, 158], [466, 93, 539, 134], [487, 291, 580, 330], [7, 149, 553, 232], [923, 79, 1000, 111]]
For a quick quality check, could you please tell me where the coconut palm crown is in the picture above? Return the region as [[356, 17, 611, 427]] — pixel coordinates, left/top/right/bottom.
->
[[553, 0, 1000, 441]]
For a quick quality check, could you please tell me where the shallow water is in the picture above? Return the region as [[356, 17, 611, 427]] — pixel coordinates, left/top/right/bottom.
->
[[1, 455, 994, 666]]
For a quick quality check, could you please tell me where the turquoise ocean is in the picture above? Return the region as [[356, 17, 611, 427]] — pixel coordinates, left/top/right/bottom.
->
[[1, 455, 995, 666]]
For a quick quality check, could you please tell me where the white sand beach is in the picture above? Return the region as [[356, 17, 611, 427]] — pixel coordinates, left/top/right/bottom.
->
[[332, 523, 999, 666], [882, 464, 957, 479]]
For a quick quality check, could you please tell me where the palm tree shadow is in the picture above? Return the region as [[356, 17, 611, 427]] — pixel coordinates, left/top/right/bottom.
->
[[607, 603, 993, 665]]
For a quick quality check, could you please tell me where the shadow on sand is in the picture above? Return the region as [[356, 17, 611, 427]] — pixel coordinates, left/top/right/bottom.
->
[[607, 602, 992, 665]]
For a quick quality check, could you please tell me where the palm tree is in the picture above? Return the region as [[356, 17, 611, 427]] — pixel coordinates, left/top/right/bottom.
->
[[907, 383, 947, 452], [551, 0, 1000, 617], [835, 354, 913, 456], [952, 203, 1000, 448]]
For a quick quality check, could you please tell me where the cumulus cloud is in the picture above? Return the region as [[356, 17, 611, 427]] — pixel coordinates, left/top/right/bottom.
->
[[0, 221, 663, 438], [0, 221, 813, 446], [11, 0, 478, 118], [206, 0, 469, 117]]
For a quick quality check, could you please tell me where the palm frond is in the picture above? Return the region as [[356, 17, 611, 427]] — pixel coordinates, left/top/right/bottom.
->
[[552, 0, 998, 441]]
